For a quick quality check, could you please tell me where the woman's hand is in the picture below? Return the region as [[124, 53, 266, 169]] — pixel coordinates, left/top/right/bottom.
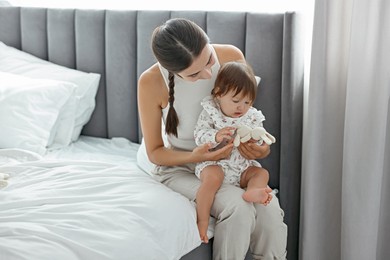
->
[[237, 140, 270, 160], [192, 142, 234, 163]]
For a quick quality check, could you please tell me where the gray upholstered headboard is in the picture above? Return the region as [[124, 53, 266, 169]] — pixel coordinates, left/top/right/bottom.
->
[[0, 7, 303, 260]]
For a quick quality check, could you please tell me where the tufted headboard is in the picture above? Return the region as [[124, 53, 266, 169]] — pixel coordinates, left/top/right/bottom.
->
[[0, 7, 303, 260]]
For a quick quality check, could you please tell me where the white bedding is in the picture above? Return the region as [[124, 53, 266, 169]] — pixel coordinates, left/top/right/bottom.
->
[[0, 136, 201, 260]]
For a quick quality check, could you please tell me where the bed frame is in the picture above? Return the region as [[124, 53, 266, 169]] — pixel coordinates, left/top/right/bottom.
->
[[0, 7, 303, 260]]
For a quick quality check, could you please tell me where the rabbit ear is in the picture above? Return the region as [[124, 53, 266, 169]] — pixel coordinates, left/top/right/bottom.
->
[[251, 127, 264, 140], [264, 132, 276, 144], [233, 135, 241, 147]]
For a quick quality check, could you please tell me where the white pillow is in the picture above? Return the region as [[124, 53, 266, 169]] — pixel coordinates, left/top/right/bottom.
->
[[0, 41, 101, 143], [46, 88, 77, 149], [0, 72, 77, 155]]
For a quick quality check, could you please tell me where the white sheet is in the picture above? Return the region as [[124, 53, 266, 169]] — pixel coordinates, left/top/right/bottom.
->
[[0, 136, 201, 260]]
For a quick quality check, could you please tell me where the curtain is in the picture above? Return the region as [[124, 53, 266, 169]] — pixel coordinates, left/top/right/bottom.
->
[[300, 0, 390, 259]]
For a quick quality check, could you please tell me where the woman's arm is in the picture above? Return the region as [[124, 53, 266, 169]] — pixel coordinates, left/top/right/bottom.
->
[[138, 65, 233, 166]]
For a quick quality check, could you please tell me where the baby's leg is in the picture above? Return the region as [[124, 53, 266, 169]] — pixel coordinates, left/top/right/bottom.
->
[[196, 165, 224, 243], [240, 166, 273, 205]]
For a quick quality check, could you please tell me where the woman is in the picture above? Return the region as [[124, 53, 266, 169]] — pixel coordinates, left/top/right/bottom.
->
[[137, 18, 287, 260]]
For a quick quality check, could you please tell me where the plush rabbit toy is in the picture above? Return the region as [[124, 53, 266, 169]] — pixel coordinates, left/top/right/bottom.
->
[[233, 125, 276, 147], [0, 173, 9, 188]]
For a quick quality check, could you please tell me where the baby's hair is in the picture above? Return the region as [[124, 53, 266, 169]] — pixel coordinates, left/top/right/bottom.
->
[[212, 61, 257, 102], [151, 18, 209, 137]]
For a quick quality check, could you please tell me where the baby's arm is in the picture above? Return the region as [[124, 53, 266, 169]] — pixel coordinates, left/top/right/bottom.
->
[[194, 109, 219, 146], [209, 129, 237, 151]]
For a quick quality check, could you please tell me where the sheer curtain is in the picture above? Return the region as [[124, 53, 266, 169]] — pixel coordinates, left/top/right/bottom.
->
[[300, 0, 390, 259]]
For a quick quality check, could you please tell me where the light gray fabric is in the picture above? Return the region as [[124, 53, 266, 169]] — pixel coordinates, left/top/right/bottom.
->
[[0, 7, 303, 260], [301, 0, 390, 259], [154, 166, 287, 260]]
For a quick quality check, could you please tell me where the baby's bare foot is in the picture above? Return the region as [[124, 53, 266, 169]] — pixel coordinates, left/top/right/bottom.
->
[[197, 220, 209, 243], [242, 187, 273, 205]]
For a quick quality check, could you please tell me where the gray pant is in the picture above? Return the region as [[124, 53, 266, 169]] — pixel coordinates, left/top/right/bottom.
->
[[154, 164, 287, 260]]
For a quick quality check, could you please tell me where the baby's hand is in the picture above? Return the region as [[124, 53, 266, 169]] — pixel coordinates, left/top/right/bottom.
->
[[215, 127, 236, 143], [210, 127, 236, 152]]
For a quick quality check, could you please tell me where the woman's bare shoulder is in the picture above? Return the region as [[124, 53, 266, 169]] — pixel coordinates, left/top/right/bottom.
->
[[212, 44, 246, 64], [138, 63, 167, 104], [139, 63, 161, 87]]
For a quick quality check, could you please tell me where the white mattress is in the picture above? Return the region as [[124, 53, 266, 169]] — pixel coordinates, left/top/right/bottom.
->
[[0, 136, 202, 260]]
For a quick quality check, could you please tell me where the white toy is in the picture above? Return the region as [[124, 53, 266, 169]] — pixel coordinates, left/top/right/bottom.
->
[[0, 173, 10, 188], [233, 125, 276, 147]]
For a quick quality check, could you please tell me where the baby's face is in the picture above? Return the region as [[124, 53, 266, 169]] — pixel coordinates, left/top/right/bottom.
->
[[217, 90, 252, 118]]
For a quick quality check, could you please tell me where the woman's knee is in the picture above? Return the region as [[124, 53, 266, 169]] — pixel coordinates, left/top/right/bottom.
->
[[254, 196, 286, 231], [213, 185, 257, 231]]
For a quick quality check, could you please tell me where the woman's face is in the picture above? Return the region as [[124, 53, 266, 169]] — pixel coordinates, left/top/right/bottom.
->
[[177, 44, 216, 82]]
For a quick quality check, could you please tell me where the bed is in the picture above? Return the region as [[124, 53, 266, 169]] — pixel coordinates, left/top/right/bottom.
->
[[0, 6, 303, 260]]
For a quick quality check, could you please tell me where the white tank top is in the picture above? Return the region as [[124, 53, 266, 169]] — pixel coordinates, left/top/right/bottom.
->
[[158, 47, 221, 151]]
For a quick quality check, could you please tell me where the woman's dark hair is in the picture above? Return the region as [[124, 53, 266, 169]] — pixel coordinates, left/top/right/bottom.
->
[[151, 18, 209, 137], [212, 61, 257, 102]]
